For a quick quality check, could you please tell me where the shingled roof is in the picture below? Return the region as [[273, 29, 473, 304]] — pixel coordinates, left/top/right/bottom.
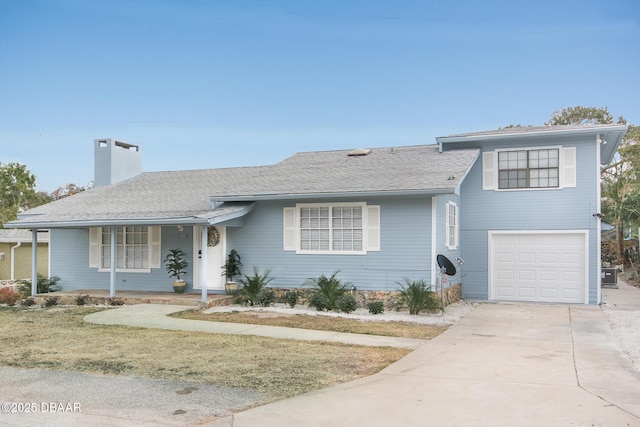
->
[[6, 144, 479, 228]]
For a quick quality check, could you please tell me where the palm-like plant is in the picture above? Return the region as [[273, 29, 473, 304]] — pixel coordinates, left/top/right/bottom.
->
[[397, 278, 438, 315], [164, 248, 188, 281], [305, 271, 349, 311], [238, 268, 274, 306]]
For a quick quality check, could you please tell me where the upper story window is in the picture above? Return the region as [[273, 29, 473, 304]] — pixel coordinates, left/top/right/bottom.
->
[[498, 148, 559, 189]]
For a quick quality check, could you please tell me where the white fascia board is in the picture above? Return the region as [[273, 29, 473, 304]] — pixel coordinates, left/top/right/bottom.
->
[[436, 125, 628, 144], [5, 203, 257, 229], [4, 217, 213, 229], [200, 203, 256, 225], [211, 188, 457, 203]]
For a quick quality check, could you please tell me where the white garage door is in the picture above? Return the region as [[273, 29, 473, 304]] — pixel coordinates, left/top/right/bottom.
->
[[489, 232, 587, 304]]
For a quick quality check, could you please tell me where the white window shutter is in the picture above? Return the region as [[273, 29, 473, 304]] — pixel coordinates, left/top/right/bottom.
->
[[283, 207, 296, 251], [366, 205, 380, 251], [149, 226, 162, 268], [482, 151, 496, 190], [563, 147, 577, 188], [89, 227, 100, 268]]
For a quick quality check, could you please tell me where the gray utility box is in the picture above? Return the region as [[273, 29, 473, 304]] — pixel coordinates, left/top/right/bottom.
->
[[602, 268, 618, 287]]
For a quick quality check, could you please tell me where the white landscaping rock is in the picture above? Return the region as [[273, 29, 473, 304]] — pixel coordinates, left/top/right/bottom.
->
[[204, 301, 477, 326]]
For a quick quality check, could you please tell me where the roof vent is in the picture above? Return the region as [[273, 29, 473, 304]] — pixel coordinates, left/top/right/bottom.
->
[[348, 148, 372, 157]]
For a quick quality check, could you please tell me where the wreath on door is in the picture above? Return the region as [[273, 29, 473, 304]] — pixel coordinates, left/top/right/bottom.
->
[[207, 226, 220, 247]]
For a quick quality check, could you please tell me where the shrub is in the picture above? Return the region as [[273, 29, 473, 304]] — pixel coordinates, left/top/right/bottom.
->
[[42, 296, 60, 307], [20, 297, 35, 307], [75, 294, 89, 306], [397, 278, 438, 315], [367, 300, 385, 315], [283, 291, 299, 308], [238, 268, 274, 306], [309, 293, 330, 311], [337, 294, 357, 313], [256, 289, 275, 307], [107, 297, 125, 306], [0, 287, 20, 306], [305, 271, 349, 311], [17, 275, 61, 297]]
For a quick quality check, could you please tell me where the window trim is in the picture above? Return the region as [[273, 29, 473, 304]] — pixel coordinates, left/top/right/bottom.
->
[[283, 202, 384, 255], [296, 202, 366, 255], [493, 145, 566, 191], [95, 226, 154, 273], [445, 201, 459, 250]]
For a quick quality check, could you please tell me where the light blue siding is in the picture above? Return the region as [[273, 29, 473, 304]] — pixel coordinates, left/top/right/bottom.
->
[[458, 137, 600, 303], [50, 197, 438, 293], [227, 197, 434, 291], [50, 226, 196, 293]]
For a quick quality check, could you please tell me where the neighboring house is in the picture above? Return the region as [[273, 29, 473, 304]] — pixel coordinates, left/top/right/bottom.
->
[[0, 229, 49, 281], [5, 124, 628, 304]]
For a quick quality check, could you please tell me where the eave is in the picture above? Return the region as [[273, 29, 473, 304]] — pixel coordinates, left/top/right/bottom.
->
[[4, 203, 256, 229], [435, 125, 628, 144], [211, 188, 458, 203]]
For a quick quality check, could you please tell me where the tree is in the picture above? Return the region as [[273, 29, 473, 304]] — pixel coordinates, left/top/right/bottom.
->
[[0, 163, 41, 227], [547, 106, 639, 263], [546, 106, 624, 126], [50, 182, 87, 201]]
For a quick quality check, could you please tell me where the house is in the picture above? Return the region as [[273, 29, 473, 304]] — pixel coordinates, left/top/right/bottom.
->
[[0, 229, 49, 283], [5, 124, 628, 305]]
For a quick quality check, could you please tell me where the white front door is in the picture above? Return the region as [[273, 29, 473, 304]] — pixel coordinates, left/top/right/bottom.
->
[[489, 231, 588, 304], [193, 226, 226, 290]]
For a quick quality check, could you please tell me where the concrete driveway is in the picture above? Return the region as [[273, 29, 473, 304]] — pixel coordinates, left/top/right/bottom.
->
[[215, 302, 640, 426], [2, 285, 640, 426]]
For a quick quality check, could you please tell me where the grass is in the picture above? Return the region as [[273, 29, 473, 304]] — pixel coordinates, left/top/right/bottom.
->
[[173, 309, 447, 339], [0, 306, 410, 403]]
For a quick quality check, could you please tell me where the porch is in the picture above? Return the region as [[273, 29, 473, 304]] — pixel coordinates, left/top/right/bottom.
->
[[31, 290, 235, 308]]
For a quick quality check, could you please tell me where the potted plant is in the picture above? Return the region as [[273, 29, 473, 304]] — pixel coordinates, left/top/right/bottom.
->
[[221, 249, 242, 294], [164, 248, 188, 293]]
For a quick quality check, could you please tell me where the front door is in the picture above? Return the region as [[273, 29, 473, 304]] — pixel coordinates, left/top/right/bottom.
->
[[193, 226, 226, 290]]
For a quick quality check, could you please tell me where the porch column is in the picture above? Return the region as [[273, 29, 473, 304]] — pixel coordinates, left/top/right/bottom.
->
[[110, 226, 116, 298], [201, 226, 208, 303], [31, 229, 38, 296]]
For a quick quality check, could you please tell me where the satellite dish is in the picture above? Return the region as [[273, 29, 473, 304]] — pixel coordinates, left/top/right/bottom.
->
[[437, 254, 457, 276]]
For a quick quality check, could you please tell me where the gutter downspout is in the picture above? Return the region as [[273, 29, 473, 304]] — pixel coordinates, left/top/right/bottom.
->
[[31, 229, 37, 296], [10, 241, 21, 280]]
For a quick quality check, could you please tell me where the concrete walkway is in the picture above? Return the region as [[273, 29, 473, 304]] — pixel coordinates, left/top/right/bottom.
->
[[84, 305, 425, 350]]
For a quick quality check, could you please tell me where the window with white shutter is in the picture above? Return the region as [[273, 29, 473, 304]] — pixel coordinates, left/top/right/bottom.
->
[[90, 226, 160, 272], [485, 146, 575, 191], [283, 203, 380, 254]]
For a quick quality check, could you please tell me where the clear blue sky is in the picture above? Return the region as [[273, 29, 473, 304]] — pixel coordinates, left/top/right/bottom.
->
[[1, 0, 638, 192]]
